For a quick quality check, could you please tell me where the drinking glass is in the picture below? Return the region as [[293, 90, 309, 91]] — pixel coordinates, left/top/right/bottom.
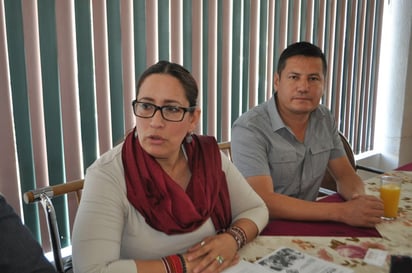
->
[[380, 175, 402, 220]]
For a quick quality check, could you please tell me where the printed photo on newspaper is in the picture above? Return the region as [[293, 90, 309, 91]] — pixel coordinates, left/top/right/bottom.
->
[[255, 247, 354, 273]]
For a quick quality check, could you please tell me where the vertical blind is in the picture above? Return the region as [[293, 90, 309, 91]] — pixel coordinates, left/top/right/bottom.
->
[[0, 0, 383, 250]]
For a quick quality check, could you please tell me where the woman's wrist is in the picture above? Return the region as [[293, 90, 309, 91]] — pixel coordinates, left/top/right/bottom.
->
[[162, 254, 187, 273], [225, 225, 247, 250]]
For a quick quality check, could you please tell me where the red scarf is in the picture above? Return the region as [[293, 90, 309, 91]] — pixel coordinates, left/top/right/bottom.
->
[[122, 129, 232, 235]]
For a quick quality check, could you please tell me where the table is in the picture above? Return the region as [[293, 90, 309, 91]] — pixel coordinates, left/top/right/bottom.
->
[[396, 162, 412, 171], [239, 171, 412, 273]]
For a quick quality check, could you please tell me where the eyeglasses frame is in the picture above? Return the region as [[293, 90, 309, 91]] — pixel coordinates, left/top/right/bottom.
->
[[132, 100, 196, 122]]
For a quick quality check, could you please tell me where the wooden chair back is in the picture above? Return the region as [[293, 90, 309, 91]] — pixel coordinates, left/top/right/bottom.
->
[[217, 141, 232, 161], [319, 132, 356, 194]]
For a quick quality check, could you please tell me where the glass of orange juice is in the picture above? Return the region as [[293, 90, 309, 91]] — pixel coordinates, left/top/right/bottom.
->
[[380, 175, 402, 220]]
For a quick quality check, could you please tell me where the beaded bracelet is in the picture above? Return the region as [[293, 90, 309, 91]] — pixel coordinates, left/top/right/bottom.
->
[[177, 254, 187, 273], [226, 225, 247, 250]]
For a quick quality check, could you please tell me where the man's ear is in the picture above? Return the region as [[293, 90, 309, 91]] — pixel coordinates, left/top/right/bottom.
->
[[273, 73, 280, 91]]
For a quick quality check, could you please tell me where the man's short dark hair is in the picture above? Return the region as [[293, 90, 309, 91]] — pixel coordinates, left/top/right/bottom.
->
[[277, 41, 327, 77]]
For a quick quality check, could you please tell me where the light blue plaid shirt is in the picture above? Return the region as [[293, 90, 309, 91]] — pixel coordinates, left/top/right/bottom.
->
[[232, 95, 345, 201]]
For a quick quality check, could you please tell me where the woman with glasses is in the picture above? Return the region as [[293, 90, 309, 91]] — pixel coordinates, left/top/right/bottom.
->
[[72, 61, 268, 273]]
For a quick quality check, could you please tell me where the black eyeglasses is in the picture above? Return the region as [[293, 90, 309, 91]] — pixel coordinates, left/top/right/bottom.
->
[[132, 100, 196, 122]]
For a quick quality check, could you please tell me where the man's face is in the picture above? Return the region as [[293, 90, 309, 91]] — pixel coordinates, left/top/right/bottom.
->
[[274, 55, 325, 117]]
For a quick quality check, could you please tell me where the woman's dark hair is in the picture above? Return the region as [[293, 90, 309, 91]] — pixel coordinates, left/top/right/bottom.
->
[[136, 60, 198, 107], [277, 41, 327, 77]]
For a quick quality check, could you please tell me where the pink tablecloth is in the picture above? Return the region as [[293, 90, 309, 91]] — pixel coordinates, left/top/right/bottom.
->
[[260, 194, 381, 237], [396, 162, 412, 171]]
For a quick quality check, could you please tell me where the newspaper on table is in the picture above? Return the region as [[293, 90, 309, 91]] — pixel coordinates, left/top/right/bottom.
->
[[256, 247, 353, 273], [223, 246, 353, 273]]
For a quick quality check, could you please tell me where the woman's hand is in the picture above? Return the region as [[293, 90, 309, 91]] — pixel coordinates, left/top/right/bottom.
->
[[184, 233, 239, 273]]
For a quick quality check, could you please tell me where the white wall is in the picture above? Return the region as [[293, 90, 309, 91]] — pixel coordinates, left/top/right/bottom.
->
[[371, 0, 412, 170]]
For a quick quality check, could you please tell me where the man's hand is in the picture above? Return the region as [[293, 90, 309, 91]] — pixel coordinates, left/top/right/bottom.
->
[[340, 194, 384, 227]]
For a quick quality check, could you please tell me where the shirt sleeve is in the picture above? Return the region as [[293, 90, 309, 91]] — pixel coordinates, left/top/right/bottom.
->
[[231, 117, 273, 178], [72, 155, 138, 273], [0, 195, 57, 273], [220, 153, 269, 232]]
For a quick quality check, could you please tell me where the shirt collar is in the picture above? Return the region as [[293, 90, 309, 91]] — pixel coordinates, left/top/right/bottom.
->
[[268, 95, 285, 132], [268, 93, 327, 132]]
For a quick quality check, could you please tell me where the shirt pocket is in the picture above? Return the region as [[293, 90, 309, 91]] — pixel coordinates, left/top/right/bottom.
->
[[309, 143, 333, 179], [269, 149, 298, 191]]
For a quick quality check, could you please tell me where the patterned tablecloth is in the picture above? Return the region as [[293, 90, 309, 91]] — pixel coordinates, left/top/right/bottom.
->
[[239, 171, 412, 273]]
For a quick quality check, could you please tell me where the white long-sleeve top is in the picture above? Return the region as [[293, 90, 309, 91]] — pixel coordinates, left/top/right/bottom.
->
[[72, 143, 268, 273]]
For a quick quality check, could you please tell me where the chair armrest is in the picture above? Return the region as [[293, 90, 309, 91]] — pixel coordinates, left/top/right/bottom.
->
[[23, 180, 84, 204]]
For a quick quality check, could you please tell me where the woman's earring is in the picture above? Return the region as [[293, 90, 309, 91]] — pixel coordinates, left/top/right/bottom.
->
[[185, 133, 193, 143]]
